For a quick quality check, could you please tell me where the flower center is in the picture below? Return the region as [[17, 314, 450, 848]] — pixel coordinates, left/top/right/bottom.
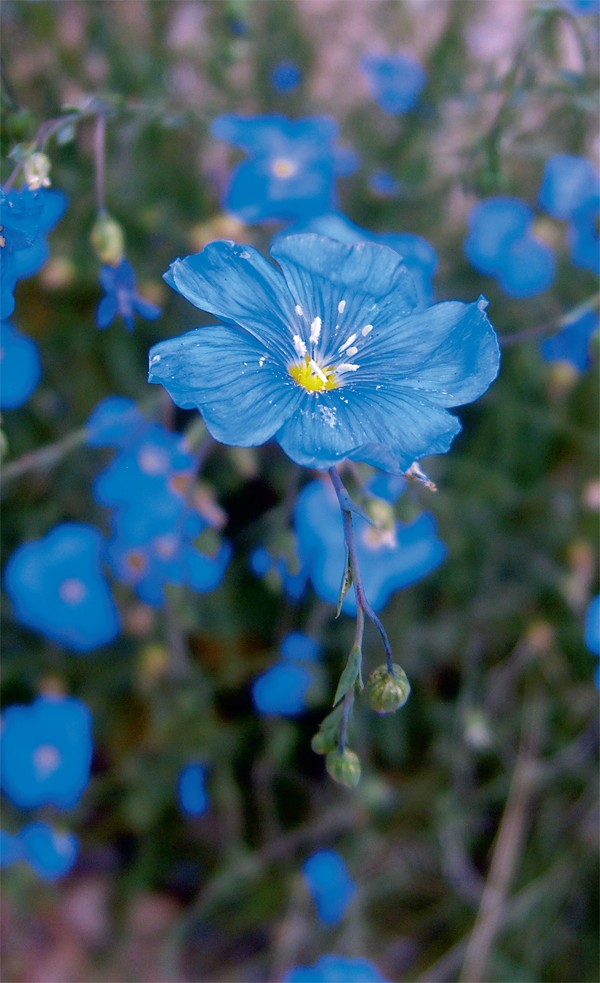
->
[[33, 743, 62, 778], [153, 534, 179, 560], [289, 356, 338, 392], [272, 158, 298, 179], [125, 550, 147, 577], [59, 578, 87, 605], [138, 443, 170, 475]]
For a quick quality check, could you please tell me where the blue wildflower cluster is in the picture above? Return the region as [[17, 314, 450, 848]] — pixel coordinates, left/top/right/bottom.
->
[[90, 398, 231, 606], [538, 154, 600, 275], [1, 822, 78, 881]]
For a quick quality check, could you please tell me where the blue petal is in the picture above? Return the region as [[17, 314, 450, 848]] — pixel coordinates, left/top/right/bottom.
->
[[538, 154, 600, 220], [14, 238, 49, 279], [225, 158, 335, 224], [164, 241, 298, 358], [133, 296, 161, 321], [464, 198, 532, 275], [149, 324, 301, 446], [0, 322, 41, 409], [96, 295, 118, 329], [497, 235, 555, 297], [270, 234, 418, 357]]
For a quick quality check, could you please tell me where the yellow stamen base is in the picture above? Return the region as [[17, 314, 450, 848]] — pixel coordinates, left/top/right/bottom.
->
[[289, 356, 338, 392]]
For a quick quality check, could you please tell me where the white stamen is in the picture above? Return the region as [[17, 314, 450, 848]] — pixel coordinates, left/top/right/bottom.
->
[[295, 304, 303, 316], [309, 359, 328, 383], [337, 363, 360, 373], [338, 333, 357, 353], [293, 335, 307, 357], [338, 300, 346, 313], [150, 354, 161, 364], [310, 317, 322, 345], [346, 346, 358, 357], [362, 324, 373, 336], [259, 355, 266, 367]]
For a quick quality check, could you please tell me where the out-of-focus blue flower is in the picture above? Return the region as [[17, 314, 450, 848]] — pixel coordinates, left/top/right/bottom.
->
[[538, 155, 600, 221], [4, 523, 120, 651], [541, 310, 599, 371], [251, 662, 312, 716], [279, 213, 438, 309], [303, 850, 355, 924], [249, 545, 308, 600], [360, 52, 426, 114], [0, 695, 92, 809], [366, 472, 406, 503], [86, 396, 150, 449], [150, 235, 498, 474], [211, 114, 340, 224], [585, 595, 600, 656], [250, 546, 273, 577], [178, 763, 209, 816], [96, 258, 161, 332], [0, 321, 41, 409], [568, 196, 600, 274], [0, 830, 22, 866], [271, 61, 301, 93], [0, 187, 66, 319], [559, 0, 600, 15], [284, 955, 386, 983], [465, 197, 555, 297], [294, 479, 445, 615], [19, 822, 78, 881], [108, 511, 231, 607], [281, 632, 319, 662], [369, 170, 399, 197]]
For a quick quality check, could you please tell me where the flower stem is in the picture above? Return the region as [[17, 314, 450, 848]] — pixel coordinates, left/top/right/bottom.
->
[[94, 112, 106, 214], [328, 466, 394, 673], [338, 688, 354, 753]]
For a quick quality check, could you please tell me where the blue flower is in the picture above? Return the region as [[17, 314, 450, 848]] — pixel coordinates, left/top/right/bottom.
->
[[369, 170, 399, 197], [211, 115, 340, 223], [0, 187, 67, 319], [96, 258, 161, 332], [284, 955, 386, 983], [0, 829, 22, 867], [0, 695, 92, 809], [538, 155, 600, 220], [249, 544, 308, 600], [0, 321, 41, 409], [279, 213, 438, 310], [4, 523, 120, 651], [464, 197, 555, 297], [271, 61, 302, 93], [19, 822, 78, 881], [585, 595, 600, 656], [86, 396, 151, 449], [177, 763, 209, 816], [281, 631, 319, 662], [294, 478, 446, 615], [149, 235, 499, 474], [251, 662, 312, 716], [559, 0, 599, 14], [568, 196, 600, 274], [303, 850, 355, 924], [541, 310, 599, 371], [360, 52, 426, 114]]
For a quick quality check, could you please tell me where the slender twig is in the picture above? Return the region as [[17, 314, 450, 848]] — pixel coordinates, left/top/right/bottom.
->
[[1, 427, 89, 491], [328, 466, 394, 672]]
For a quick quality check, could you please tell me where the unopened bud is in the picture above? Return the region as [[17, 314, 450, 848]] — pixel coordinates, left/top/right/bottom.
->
[[366, 664, 410, 714], [90, 213, 125, 265], [24, 152, 52, 189], [325, 748, 361, 787]]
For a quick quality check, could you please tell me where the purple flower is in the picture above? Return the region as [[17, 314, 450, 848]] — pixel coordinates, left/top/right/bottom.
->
[[96, 258, 161, 332]]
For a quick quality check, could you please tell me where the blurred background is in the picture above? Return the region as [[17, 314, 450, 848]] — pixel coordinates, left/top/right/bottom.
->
[[1, 1, 598, 981]]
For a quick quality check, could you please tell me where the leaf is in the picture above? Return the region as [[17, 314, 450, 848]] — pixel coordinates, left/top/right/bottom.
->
[[337, 486, 377, 526], [336, 546, 353, 619], [311, 703, 344, 755], [333, 645, 363, 707]]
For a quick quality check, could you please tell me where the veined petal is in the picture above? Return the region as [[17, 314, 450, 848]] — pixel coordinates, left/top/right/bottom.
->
[[276, 385, 461, 471], [148, 324, 301, 446], [163, 240, 297, 359], [270, 234, 418, 358], [354, 297, 500, 407]]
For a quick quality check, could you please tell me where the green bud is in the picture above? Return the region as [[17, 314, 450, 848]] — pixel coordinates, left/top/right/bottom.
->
[[366, 664, 410, 714], [90, 213, 125, 265], [325, 748, 361, 787], [311, 703, 344, 756]]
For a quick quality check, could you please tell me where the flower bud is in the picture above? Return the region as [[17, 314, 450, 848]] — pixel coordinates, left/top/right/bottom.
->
[[24, 152, 52, 189], [366, 664, 410, 714], [90, 213, 125, 265], [325, 748, 361, 787]]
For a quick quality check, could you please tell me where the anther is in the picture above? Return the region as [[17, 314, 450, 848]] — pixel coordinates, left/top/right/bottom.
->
[[309, 358, 328, 383], [338, 300, 346, 313], [338, 333, 357, 353], [310, 317, 322, 345], [295, 304, 303, 316], [293, 335, 307, 357], [362, 324, 373, 336]]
